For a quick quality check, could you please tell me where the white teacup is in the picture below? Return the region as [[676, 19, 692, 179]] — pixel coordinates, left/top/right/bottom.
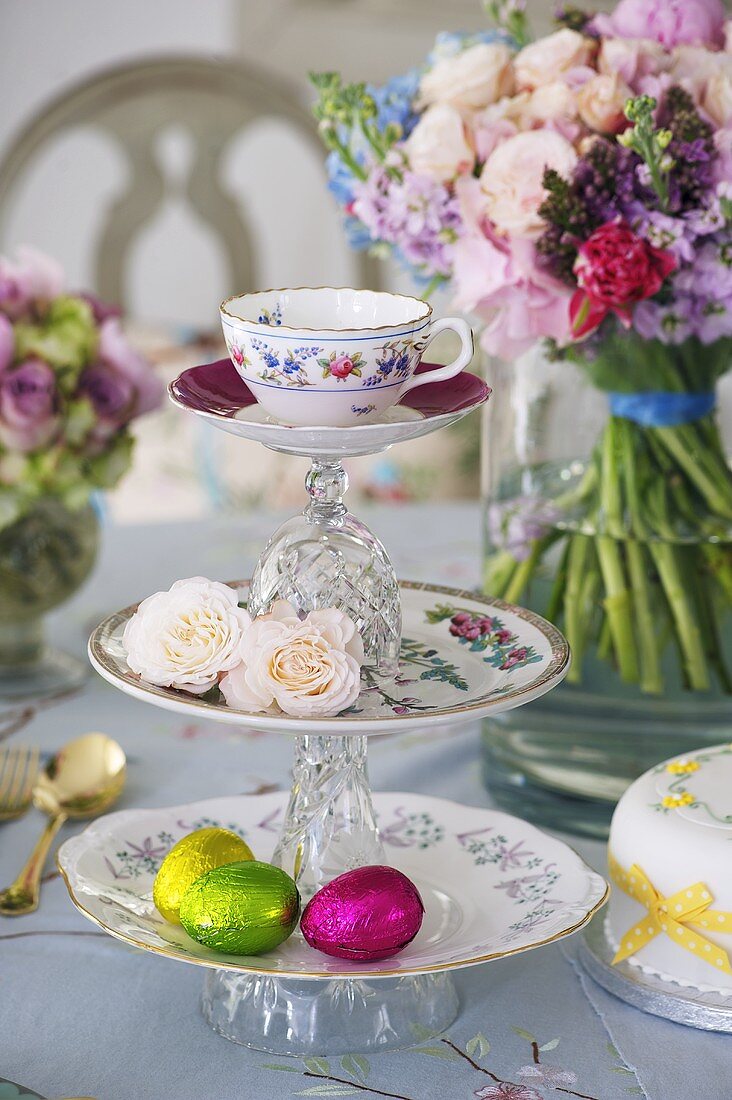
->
[[220, 287, 474, 427]]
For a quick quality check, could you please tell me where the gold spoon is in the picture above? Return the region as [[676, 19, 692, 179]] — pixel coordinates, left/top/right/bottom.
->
[[0, 732, 126, 916]]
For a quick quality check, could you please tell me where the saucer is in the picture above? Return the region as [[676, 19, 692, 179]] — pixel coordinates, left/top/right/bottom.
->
[[88, 580, 570, 735], [58, 791, 607, 979], [169, 359, 490, 458]]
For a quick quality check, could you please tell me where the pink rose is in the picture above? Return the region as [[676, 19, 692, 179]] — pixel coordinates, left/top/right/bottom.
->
[[418, 42, 514, 111], [329, 353, 355, 379], [404, 103, 474, 182], [577, 73, 633, 133], [704, 71, 732, 124], [479, 130, 578, 237], [0, 357, 59, 452], [98, 317, 164, 417], [598, 37, 669, 90], [0, 315, 14, 373], [0, 245, 65, 320], [514, 29, 593, 91], [592, 0, 726, 49], [570, 221, 677, 337]]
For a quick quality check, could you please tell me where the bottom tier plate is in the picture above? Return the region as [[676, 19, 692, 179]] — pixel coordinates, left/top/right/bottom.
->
[[579, 916, 732, 1032], [58, 791, 607, 980]]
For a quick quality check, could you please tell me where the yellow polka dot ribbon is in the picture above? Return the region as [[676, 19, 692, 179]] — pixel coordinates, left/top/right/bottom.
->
[[609, 854, 732, 975]]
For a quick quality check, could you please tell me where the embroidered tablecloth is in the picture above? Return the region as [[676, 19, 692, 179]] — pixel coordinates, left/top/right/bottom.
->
[[1, 504, 728, 1100]]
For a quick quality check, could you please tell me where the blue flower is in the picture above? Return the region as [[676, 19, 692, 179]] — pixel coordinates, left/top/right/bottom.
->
[[427, 29, 512, 66], [367, 69, 421, 138], [343, 215, 373, 252], [327, 150, 363, 205]]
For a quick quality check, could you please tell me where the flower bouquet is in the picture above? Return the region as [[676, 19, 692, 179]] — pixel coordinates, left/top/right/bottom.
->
[[312, 0, 732, 697], [0, 245, 163, 688]]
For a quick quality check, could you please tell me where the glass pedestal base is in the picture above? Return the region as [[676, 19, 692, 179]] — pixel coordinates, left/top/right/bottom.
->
[[201, 969, 459, 1054], [0, 646, 88, 700]]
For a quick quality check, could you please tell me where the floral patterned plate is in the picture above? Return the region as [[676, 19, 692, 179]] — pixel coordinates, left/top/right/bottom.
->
[[58, 791, 607, 979], [88, 581, 570, 734], [168, 359, 490, 457]]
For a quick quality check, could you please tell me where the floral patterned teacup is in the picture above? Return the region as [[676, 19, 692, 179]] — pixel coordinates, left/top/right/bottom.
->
[[220, 287, 474, 427]]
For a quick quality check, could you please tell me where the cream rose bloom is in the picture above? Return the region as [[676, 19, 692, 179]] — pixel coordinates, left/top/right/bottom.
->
[[220, 601, 364, 718], [522, 82, 578, 125], [480, 130, 578, 237], [514, 29, 593, 91], [418, 42, 514, 111], [123, 577, 251, 694], [703, 72, 732, 126], [670, 46, 732, 98], [404, 103, 474, 181], [577, 73, 633, 133]]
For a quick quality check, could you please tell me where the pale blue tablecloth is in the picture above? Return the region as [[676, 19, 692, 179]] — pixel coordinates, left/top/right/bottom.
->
[[0, 505, 729, 1100]]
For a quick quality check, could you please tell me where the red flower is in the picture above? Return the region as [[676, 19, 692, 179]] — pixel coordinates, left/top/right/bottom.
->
[[330, 354, 355, 378], [569, 220, 676, 338]]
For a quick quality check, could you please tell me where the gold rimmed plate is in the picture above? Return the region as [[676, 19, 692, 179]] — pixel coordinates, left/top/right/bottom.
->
[[88, 580, 570, 735], [58, 791, 607, 980]]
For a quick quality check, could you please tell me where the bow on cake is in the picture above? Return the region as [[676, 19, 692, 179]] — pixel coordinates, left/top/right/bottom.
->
[[609, 854, 732, 976]]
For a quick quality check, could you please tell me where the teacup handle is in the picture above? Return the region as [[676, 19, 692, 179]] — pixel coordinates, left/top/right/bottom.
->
[[400, 317, 475, 394]]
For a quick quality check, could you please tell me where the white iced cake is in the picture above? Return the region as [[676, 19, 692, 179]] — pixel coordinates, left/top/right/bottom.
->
[[607, 743, 732, 994]]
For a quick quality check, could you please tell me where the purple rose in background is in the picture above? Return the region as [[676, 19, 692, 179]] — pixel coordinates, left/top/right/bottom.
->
[[0, 358, 59, 452], [78, 364, 135, 448], [97, 318, 164, 417], [77, 292, 122, 325], [0, 315, 14, 373], [0, 245, 65, 319], [591, 0, 726, 48]]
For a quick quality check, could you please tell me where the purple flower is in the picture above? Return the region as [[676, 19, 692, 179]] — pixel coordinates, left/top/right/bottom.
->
[[591, 0, 725, 49], [0, 245, 65, 320], [475, 1083, 542, 1100], [0, 315, 14, 372], [0, 358, 59, 452], [78, 364, 135, 446], [487, 496, 560, 561], [352, 159, 461, 277], [76, 292, 122, 325], [97, 318, 164, 418]]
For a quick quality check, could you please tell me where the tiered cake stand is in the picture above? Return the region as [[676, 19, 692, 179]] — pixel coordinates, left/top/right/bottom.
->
[[59, 360, 607, 1055]]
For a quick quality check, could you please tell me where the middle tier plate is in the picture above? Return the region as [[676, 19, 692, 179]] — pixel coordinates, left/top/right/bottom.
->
[[58, 791, 607, 979], [88, 580, 570, 734]]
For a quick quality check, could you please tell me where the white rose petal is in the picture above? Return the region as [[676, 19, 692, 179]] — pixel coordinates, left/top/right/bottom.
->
[[480, 130, 578, 237], [514, 29, 593, 91], [123, 576, 251, 694], [220, 604, 364, 718], [404, 103, 474, 182], [418, 42, 514, 111], [577, 73, 633, 133]]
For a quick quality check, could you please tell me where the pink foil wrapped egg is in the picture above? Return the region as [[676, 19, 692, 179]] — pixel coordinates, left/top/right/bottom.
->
[[301, 865, 424, 961]]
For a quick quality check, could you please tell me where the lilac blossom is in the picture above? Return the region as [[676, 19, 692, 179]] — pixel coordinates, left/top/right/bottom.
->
[[352, 159, 461, 277], [487, 495, 560, 560]]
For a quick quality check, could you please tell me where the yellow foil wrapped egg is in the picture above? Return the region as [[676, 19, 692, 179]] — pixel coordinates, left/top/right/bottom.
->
[[153, 827, 254, 924], [179, 860, 300, 955]]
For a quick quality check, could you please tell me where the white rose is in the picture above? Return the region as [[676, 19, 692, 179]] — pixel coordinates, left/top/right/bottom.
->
[[123, 577, 251, 694], [725, 20, 732, 53], [522, 82, 578, 125], [670, 46, 732, 98], [514, 29, 593, 91], [220, 601, 363, 718], [404, 104, 474, 181], [479, 130, 578, 237], [703, 72, 732, 126], [418, 42, 514, 111], [577, 73, 633, 133]]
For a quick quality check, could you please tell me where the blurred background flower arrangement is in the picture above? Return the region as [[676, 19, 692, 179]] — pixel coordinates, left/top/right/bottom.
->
[[0, 244, 163, 684], [312, 0, 732, 827]]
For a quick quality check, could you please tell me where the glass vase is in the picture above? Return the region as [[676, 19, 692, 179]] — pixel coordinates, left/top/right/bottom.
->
[[0, 497, 100, 698], [480, 345, 732, 838]]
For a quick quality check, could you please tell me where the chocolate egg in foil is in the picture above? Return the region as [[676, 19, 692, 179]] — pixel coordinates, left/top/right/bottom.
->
[[153, 827, 254, 925], [179, 860, 300, 955], [301, 866, 424, 961]]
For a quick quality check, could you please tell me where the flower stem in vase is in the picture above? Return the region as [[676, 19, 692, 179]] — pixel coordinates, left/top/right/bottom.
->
[[563, 534, 599, 684], [648, 541, 710, 692], [596, 419, 638, 683]]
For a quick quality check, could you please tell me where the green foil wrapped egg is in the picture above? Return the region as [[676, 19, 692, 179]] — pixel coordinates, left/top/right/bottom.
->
[[179, 860, 300, 955], [153, 827, 254, 925]]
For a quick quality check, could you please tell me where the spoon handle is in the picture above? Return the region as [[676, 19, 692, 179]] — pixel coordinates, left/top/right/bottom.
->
[[0, 812, 67, 915]]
